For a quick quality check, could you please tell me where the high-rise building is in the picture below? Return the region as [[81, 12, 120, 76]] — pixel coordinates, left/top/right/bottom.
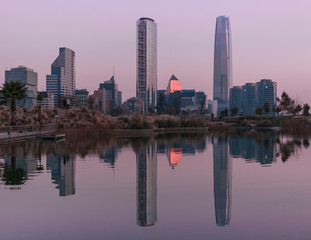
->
[[46, 47, 75, 107], [167, 74, 182, 94], [5, 66, 38, 108], [229, 86, 242, 114], [100, 76, 118, 114], [213, 16, 232, 113], [242, 83, 257, 115], [256, 79, 277, 115], [136, 17, 157, 113], [75, 89, 89, 108]]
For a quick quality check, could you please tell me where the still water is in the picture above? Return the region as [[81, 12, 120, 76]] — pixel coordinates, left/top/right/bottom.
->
[[0, 132, 311, 240]]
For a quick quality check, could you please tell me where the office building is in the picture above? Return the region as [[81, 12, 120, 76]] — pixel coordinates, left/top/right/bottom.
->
[[46, 47, 75, 107], [256, 79, 277, 115], [123, 97, 144, 114], [242, 83, 257, 115], [88, 88, 106, 113], [99, 76, 119, 114], [167, 74, 182, 94], [213, 16, 232, 113], [229, 86, 242, 114], [136, 17, 157, 113], [37, 91, 54, 109], [75, 89, 89, 108], [5, 66, 38, 108]]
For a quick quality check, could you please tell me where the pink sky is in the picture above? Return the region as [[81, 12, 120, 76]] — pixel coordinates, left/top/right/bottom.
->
[[1, 0, 311, 103]]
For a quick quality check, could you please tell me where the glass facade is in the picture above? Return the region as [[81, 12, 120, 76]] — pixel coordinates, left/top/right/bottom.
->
[[137, 18, 157, 113], [213, 16, 232, 113], [46, 47, 75, 107]]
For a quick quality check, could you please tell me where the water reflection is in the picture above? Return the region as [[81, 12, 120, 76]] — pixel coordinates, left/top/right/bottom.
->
[[0, 132, 310, 230], [46, 142, 76, 197], [136, 140, 157, 226], [213, 136, 231, 226]]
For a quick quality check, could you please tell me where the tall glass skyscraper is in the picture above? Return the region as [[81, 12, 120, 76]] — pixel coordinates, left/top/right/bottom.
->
[[213, 16, 232, 113], [136, 17, 157, 113], [46, 47, 75, 107]]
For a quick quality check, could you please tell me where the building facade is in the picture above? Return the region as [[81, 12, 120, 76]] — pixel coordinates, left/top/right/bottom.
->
[[256, 79, 277, 115], [123, 97, 144, 114], [38, 91, 54, 109], [46, 47, 75, 107], [99, 76, 120, 114], [75, 89, 89, 108], [5, 66, 38, 108], [136, 17, 157, 113], [167, 74, 182, 94], [229, 86, 242, 114], [242, 83, 257, 115], [213, 16, 232, 114]]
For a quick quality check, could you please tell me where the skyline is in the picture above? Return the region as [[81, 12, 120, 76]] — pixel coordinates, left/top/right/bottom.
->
[[1, 0, 311, 103]]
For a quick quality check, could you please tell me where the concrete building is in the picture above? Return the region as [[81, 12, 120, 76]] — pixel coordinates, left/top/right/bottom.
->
[[46, 47, 75, 107], [75, 89, 89, 108], [117, 91, 122, 109], [5, 66, 38, 108], [208, 100, 218, 117], [196, 91, 207, 110], [137, 17, 157, 113], [123, 97, 144, 114], [181, 90, 197, 112], [37, 91, 54, 109], [88, 89, 106, 113], [213, 16, 232, 113]]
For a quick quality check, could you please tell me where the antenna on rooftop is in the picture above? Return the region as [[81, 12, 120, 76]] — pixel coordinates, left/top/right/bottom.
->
[[113, 66, 115, 77]]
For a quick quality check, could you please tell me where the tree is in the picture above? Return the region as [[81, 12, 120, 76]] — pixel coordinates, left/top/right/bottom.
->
[[263, 102, 270, 115], [156, 92, 166, 114], [220, 108, 228, 117], [230, 107, 238, 116], [280, 91, 295, 114], [0, 81, 28, 125], [293, 104, 302, 116], [303, 103, 310, 116], [37, 94, 44, 125], [256, 107, 264, 116]]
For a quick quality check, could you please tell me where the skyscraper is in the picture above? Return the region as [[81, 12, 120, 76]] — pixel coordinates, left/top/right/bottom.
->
[[46, 47, 75, 107], [136, 17, 157, 113], [213, 16, 232, 113]]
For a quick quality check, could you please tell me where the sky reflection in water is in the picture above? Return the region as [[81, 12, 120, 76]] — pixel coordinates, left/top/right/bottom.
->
[[0, 132, 310, 240]]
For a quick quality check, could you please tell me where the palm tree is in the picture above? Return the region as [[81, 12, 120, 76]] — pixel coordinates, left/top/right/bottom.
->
[[0, 81, 28, 125], [37, 94, 44, 125]]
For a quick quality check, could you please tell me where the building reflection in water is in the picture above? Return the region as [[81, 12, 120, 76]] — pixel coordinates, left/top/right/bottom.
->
[[100, 147, 118, 169], [136, 141, 157, 226], [213, 136, 232, 226], [46, 142, 76, 197], [229, 135, 276, 165], [168, 147, 182, 169]]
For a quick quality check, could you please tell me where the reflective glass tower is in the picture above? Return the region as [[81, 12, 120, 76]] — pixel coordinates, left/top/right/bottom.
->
[[213, 16, 232, 113], [136, 17, 157, 113], [46, 47, 75, 107]]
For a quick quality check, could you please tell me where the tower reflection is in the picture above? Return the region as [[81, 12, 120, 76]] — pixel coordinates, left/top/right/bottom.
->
[[47, 142, 76, 196], [213, 136, 232, 226], [136, 141, 157, 226]]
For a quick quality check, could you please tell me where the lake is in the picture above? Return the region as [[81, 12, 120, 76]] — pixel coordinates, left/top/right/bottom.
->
[[0, 132, 310, 240]]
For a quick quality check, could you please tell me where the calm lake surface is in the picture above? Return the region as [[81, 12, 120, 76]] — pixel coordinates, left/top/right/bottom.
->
[[0, 132, 311, 240]]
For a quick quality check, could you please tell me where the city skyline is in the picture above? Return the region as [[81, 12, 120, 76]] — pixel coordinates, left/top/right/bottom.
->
[[1, 0, 311, 104]]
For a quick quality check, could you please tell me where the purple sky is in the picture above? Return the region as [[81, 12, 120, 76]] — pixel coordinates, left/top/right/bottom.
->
[[1, 0, 311, 103]]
